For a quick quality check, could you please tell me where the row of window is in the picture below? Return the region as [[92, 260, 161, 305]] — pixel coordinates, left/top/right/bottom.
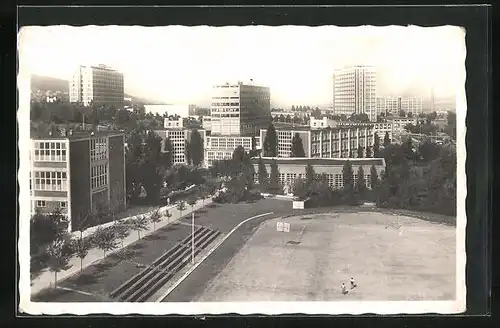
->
[[35, 200, 67, 208], [254, 172, 373, 189], [32, 171, 68, 191]]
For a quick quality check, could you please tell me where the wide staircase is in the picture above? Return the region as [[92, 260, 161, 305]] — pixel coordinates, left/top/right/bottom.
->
[[109, 226, 221, 302]]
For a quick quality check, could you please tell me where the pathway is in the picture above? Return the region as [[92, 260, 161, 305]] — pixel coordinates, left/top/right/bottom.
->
[[30, 198, 212, 296]]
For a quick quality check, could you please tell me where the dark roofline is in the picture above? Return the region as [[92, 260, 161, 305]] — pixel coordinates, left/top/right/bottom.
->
[[250, 157, 386, 167]]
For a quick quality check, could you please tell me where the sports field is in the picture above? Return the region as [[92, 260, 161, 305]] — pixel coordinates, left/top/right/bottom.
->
[[196, 212, 456, 302]]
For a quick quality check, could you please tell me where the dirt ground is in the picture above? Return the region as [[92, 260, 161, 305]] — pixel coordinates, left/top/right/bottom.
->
[[196, 212, 456, 302]]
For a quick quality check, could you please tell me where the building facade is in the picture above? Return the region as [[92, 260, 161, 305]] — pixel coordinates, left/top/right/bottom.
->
[[333, 65, 377, 121], [29, 131, 126, 232], [164, 117, 184, 129], [377, 96, 423, 116], [251, 157, 386, 190], [145, 104, 195, 117], [310, 117, 338, 129], [203, 135, 254, 167], [211, 82, 271, 136], [260, 124, 375, 159], [69, 64, 124, 107], [154, 128, 206, 165]]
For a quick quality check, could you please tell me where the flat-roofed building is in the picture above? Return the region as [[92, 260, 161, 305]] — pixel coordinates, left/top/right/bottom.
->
[[260, 123, 375, 159], [154, 128, 206, 165], [211, 81, 270, 136], [204, 135, 254, 168], [29, 130, 126, 232], [69, 64, 124, 108], [251, 157, 386, 191]]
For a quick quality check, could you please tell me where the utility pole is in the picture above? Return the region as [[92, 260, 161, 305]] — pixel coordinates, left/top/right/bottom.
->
[[191, 211, 195, 264]]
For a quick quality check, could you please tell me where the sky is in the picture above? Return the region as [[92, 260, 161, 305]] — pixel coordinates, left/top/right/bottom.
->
[[18, 25, 465, 108]]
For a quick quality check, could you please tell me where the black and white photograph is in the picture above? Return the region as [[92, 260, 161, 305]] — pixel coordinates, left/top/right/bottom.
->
[[18, 17, 467, 315]]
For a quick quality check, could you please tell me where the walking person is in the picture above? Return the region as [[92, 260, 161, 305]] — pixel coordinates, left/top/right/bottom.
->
[[341, 283, 348, 295], [350, 277, 357, 289]]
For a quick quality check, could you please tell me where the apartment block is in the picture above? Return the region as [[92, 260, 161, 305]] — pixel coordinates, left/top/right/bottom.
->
[[69, 64, 124, 108], [29, 130, 126, 232], [211, 81, 271, 136], [333, 65, 377, 121]]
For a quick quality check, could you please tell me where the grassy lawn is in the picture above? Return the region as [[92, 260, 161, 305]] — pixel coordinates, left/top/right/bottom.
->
[[197, 211, 456, 302]]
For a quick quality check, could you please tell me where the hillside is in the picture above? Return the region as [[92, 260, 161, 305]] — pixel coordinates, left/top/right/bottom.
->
[[30, 74, 163, 105]]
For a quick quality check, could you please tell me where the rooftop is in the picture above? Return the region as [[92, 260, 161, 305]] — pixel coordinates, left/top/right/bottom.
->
[[31, 129, 124, 140], [251, 157, 386, 167]]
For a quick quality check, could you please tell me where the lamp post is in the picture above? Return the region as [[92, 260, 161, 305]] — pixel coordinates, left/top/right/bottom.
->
[[191, 211, 195, 264]]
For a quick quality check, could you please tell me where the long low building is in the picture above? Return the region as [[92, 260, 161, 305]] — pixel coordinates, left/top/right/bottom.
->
[[251, 157, 386, 191], [260, 124, 375, 159]]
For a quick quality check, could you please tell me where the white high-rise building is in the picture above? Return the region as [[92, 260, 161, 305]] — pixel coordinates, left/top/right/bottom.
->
[[333, 65, 377, 121], [211, 81, 270, 136], [69, 64, 124, 107]]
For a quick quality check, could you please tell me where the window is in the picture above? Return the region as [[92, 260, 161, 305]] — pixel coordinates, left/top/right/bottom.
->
[[33, 141, 67, 162], [36, 200, 46, 207], [59, 201, 67, 208], [91, 137, 108, 161], [91, 164, 108, 189], [34, 171, 68, 191]]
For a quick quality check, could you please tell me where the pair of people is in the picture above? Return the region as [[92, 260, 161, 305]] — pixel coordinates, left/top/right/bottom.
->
[[341, 277, 357, 295]]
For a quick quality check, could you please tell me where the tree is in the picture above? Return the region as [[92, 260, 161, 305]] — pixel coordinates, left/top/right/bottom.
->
[[290, 133, 306, 157], [355, 166, 367, 197], [94, 226, 120, 258], [30, 209, 69, 253], [114, 221, 131, 248], [189, 129, 204, 166], [129, 215, 150, 241], [342, 160, 355, 204], [403, 138, 414, 161], [149, 208, 162, 231], [370, 165, 379, 192], [71, 236, 92, 272], [383, 132, 391, 147], [365, 146, 372, 158], [305, 164, 315, 189], [399, 110, 406, 117], [177, 201, 187, 219], [242, 155, 255, 190], [187, 196, 197, 212], [357, 146, 364, 158], [268, 159, 280, 194], [46, 238, 73, 287], [263, 122, 278, 157], [292, 178, 309, 200], [373, 132, 380, 157], [257, 156, 268, 187]]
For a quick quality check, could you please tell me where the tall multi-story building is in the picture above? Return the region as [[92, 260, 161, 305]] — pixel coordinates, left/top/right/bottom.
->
[[69, 64, 124, 108], [260, 124, 375, 159], [29, 130, 126, 232], [211, 81, 271, 136], [333, 65, 377, 121]]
